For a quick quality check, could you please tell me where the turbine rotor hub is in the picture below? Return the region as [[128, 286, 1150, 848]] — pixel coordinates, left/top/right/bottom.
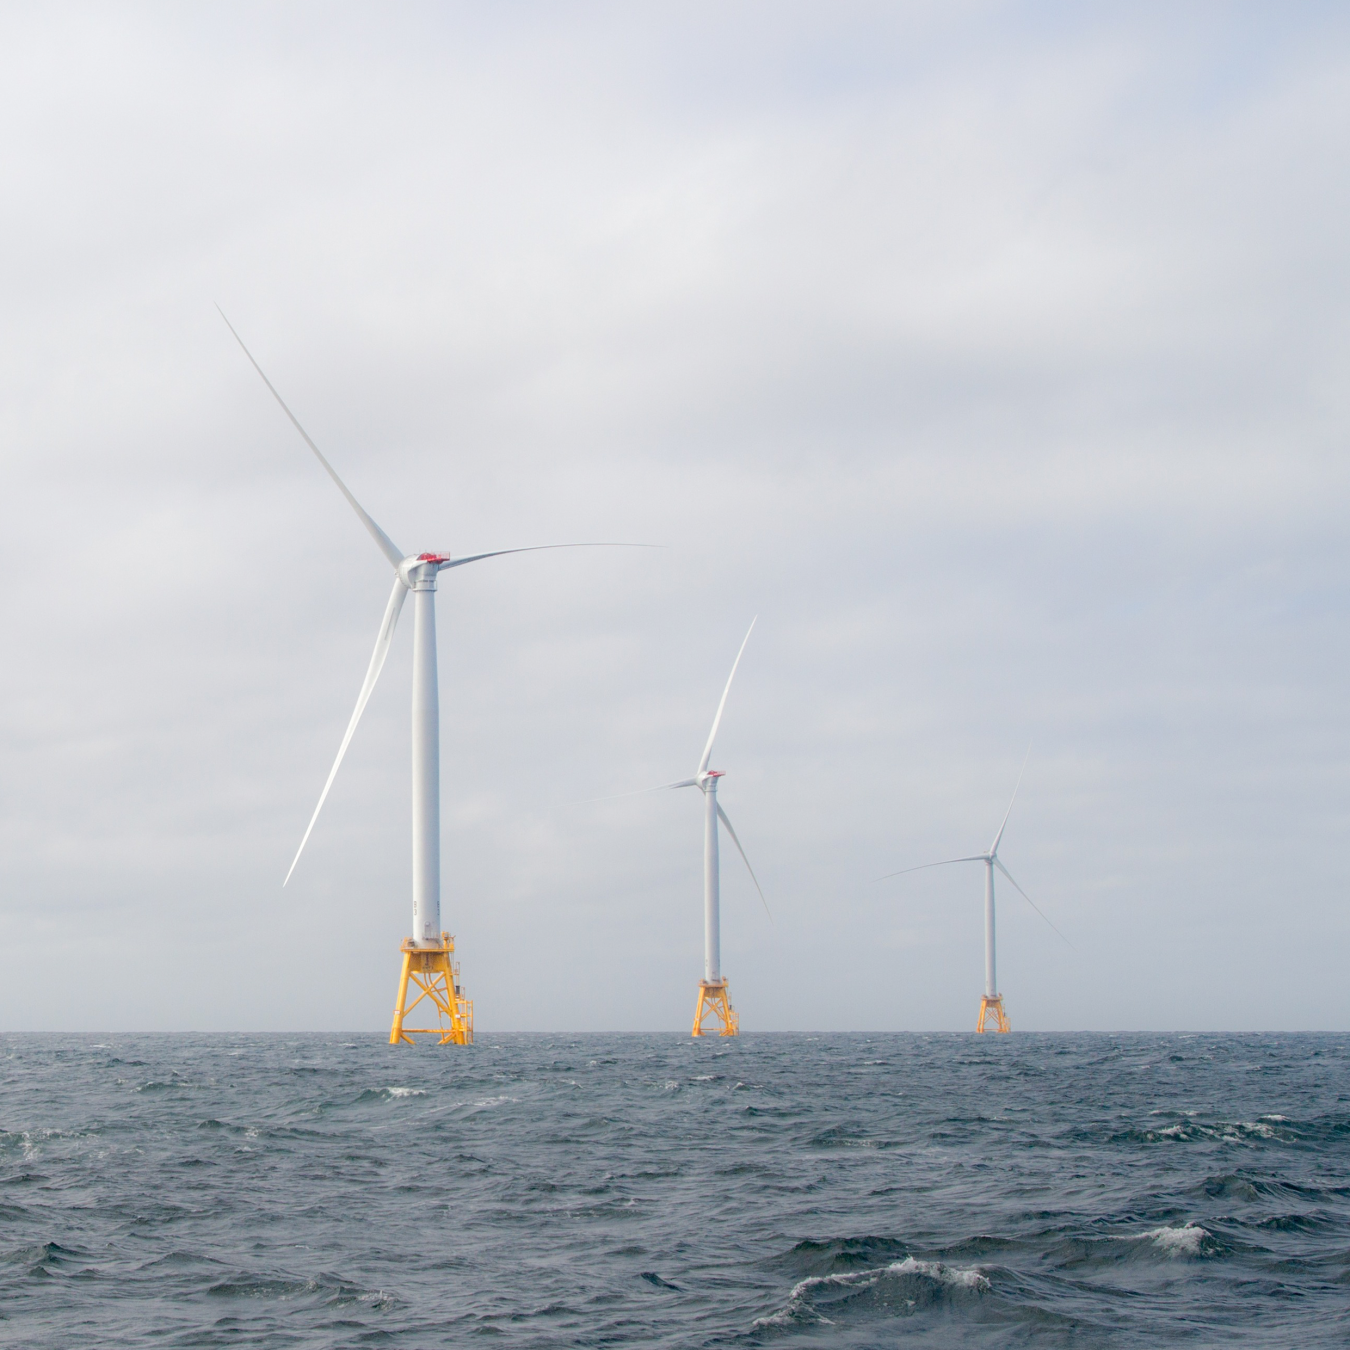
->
[[399, 552, 449, 590]]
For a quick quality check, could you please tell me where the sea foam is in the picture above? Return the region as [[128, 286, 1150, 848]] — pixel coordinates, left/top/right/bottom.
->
[[1140, 1223, 1211, 1256], [752, 1257, 989, 1329]]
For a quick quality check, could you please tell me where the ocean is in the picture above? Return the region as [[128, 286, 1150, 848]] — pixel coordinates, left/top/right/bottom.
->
[[2, 1032, 1348, 1347]]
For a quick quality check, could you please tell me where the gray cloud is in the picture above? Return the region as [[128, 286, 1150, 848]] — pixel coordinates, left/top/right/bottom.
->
[[2, 2, 1349, 1030]]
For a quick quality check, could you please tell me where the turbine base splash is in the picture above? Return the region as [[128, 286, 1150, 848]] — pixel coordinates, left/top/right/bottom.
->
[[389, 934, 473, 1045], [692, 979, 739, 1037], [976, 994, 1010, 1034]]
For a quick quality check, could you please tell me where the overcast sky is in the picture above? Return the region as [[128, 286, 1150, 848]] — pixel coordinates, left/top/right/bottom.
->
[[2, 2, 1349, 1032]]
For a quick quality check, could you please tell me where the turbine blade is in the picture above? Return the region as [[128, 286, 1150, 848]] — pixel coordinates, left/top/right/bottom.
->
[[993, 857, 1074, 949], [990, 746, 1031, 856], [284, 577, 409, 884], [715, 802, 772, 923], [876, 856, 986, 882], [217, 307, 404, 569], [580, 778, 698, 804], [698, 618, 757, 775], [438, 542, 655, 571]]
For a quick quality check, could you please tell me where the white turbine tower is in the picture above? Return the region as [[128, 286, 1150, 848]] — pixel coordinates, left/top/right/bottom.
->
[[655, 620, 769, 1037], [880, 757, 1068, 1033], [222, 312, 630, 1045]]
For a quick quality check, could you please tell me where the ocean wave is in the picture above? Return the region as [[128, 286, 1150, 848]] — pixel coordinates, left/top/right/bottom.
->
[[807, 1125, 895, 1149], [3, 1127, 91, 1160], [133, 1249, 231, 1274], [640, 1271, 681, 1289], [1, 1170, 50, 1191], [416, 1095, 522, 1122], [1191, 1172, 1294, 1201], [196, 1117, 251, 1133], [752, 1257, 990, 1331], [1071, 1116, 1295, 1146], [1140, 1223, 1213, 1257], [1082, 1111, 1350, 1150], [355, 1086, 427, 1102], [4, 1240, 88, 1275], [778, 1235, 911, 1275], [207, 1268, 395, 1307], [1045, 1223, 1225, 1268], [1252, 1210, 1338, 1233]]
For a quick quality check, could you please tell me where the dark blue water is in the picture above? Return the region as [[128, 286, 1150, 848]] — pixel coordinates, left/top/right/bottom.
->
[[3, 1033, 1349, 1346]]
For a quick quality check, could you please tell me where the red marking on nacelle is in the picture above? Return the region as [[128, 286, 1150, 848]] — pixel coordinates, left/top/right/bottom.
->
[[706, 770, 725, 778], [417, 552, 451, 563]]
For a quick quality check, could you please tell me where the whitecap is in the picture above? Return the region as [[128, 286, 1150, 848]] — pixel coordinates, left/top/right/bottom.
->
[[1141, 1223, 1210, 1256], [1224, 1120, 1275, 1139], [887, 1257, 990, 1290], [750, 1305, 830, 1330], [751, 1256, 987, 1330], [384, 1087, 425, 1099], [750, 1273, 851, 1329]]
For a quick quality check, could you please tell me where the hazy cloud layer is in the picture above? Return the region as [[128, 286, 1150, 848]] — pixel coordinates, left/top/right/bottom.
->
[[2, 2, 1348, 1030]]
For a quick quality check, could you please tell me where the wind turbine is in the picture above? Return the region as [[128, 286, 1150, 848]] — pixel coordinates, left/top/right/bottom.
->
[[654, 620, 769, 1037], [221, 311, 633, 1045], [880, 757, 1068, 1033]]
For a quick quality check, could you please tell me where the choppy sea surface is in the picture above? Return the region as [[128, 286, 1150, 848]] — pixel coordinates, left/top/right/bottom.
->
[[3, 1033, 1349, 1347]]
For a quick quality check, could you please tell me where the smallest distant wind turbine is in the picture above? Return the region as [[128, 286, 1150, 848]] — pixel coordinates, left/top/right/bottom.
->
[[652, 620, 769, 1036], [880, 758, 1068, 1033]]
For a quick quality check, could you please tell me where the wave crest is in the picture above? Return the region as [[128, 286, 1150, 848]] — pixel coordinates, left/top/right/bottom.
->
[[753, 1257, 989, 1331], [1140, 1223, 1213, 1257], [355, 1086, 427, 1102]]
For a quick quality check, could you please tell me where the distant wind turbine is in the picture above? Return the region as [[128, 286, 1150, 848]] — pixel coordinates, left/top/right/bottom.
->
[[653, 620, 769, 1036], [220, 309, 640, 1046], [880, 756, 1068, 1033]]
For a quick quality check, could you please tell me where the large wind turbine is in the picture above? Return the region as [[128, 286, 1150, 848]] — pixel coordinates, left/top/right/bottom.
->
[[656, 620, 769, 1037], [222, 312, 628, 1045], [880, 759, 1067, 1033]]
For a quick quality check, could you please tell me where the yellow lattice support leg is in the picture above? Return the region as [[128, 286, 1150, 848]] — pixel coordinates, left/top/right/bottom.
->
[[389, 933, 473, 1045], [389, 947, 415, 1045], [692, 979, 739, 1037], [976, 995, 1010, 1033]]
